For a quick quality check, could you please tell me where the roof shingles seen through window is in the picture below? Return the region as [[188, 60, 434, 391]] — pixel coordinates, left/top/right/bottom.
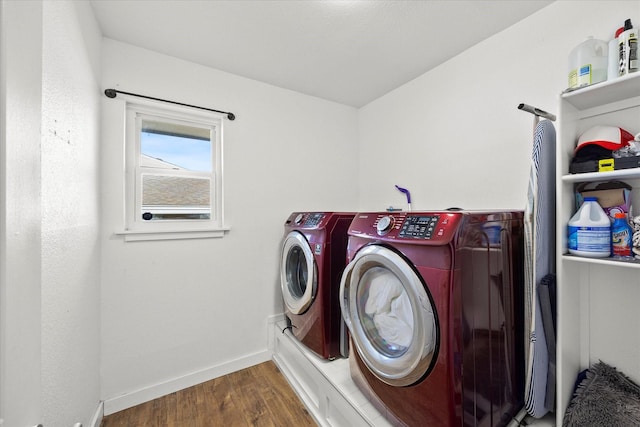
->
[[142, 175, 210, 207]]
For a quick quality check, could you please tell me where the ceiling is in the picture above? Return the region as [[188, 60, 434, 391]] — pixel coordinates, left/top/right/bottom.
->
[[89, 0, 554, 108]]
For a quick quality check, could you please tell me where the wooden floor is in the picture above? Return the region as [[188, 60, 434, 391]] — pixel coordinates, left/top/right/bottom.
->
[[101, 360, 317, 427]]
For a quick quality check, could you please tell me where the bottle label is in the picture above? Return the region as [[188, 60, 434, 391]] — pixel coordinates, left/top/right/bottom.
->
[[568, 226, 610, 252], [620, 38, 626, 75], [629, 34, 638, 71], [619, 30, 639, 74], [577, 64, 592, 86], [568, 69, 578, 88]]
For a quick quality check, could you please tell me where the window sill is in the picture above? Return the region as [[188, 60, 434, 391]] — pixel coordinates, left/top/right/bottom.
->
[[115, 227, 231, 242]]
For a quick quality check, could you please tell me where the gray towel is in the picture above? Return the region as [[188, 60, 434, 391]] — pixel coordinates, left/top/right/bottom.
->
[[563, 361, 640, 426]]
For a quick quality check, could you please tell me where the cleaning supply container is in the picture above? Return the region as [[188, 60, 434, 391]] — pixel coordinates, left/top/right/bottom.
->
[[611, 212, 633, 259], [608, 27, 625, 81], [568, 197, 611, 258], [618, 18, 638, 76], [568, 37, 608, 89]]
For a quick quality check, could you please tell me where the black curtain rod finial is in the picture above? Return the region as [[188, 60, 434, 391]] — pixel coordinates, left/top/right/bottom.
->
[[104, 88, 236, 120]]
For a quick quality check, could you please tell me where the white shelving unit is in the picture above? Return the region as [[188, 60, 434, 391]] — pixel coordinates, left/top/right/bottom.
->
[[556, 72, 640, 424]]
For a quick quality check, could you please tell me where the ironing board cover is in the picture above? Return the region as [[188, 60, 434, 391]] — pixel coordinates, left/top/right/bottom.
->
[[524, 119, 556, 417]]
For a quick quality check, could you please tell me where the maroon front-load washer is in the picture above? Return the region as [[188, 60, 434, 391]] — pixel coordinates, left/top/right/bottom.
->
[[339, 210, 525, 426], [280, 212, 356, 360]]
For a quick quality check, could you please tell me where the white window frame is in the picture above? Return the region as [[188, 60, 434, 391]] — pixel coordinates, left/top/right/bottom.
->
[[119, 98, 228, 241]]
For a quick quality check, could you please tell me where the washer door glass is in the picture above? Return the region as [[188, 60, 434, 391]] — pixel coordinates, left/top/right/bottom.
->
[[281, 231, 317, 314], [340, 245, 438, 386]]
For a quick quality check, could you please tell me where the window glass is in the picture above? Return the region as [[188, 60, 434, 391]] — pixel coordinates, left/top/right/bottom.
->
[[141, 174, 211, 220], [138, 117, 213, 221], [141, 118, 212, 172], [285, 246, 309, 299]]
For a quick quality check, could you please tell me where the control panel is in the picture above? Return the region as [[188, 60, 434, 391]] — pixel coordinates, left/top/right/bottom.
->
[[349, 212, 462, 244], [288, 212, 326, 228]]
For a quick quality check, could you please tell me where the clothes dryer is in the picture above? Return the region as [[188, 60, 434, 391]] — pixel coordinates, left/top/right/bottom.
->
[[281, 212, 356, 360], [340, 211, 525, 426]]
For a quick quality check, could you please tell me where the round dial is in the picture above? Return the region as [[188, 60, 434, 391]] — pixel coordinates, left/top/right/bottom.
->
[[377, 216, 394, 234], [294, 213, 304, 224]]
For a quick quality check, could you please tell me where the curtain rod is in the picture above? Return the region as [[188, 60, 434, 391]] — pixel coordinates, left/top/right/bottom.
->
[[104, 88, 236, 120]]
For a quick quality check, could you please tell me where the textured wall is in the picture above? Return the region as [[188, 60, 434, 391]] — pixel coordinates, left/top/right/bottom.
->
[[0, 1, 44, 426], [100, 39, 359, 410], [1, 1, 102, 426], [40, 1, 103, 426]]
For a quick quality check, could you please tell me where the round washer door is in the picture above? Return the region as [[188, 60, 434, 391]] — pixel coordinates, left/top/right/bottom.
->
[[281, 231, 317, 315], [340, 244, 438, 386]]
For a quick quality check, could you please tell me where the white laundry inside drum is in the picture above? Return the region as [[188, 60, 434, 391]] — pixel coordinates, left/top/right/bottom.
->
[[361, 268, 414, 354]]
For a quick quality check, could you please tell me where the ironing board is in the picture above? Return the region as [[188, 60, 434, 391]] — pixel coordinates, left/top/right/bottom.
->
[[524, 119, 556, 418]]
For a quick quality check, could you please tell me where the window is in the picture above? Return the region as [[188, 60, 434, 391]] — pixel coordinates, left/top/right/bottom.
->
[[123, 100, 225, 239]]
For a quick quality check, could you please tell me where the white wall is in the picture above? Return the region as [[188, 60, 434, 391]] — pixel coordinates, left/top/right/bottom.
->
[[41, 1, 103, 426], [0, 1, 103, 426], [0, 1, 44, 426], [358, 0, 640, 211], [100, 40, 359, 411]]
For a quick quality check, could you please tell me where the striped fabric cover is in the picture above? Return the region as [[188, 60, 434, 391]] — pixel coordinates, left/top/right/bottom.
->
[[524, 119, 556, 418]]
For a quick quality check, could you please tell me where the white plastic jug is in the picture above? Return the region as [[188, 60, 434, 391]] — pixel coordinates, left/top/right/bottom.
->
[[568, 197, 611, 258], [568, 37, 608, 89]]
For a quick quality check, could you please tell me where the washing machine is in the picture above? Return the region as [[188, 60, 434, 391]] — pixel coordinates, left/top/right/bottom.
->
[[280, 212, 356, 360], [339, 210, 525, 426]]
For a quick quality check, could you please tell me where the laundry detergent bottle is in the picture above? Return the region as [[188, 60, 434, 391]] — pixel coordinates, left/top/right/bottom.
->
[[568, 37, 608, 89], [618, 18, 639, 76], [568, 197, 611, 258], [611, 212, 633, 259]]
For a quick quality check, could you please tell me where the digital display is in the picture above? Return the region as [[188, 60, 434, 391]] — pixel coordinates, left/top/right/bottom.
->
[[304, 213, 324, 227], [399, 215, 440, 239]]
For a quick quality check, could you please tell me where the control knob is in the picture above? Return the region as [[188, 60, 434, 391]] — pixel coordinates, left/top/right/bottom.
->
[[377, 216, 394, 235], [294, 213, 304, 224]]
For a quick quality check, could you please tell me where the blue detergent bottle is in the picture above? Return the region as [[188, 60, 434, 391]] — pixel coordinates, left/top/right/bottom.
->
[[568, 197, 611, 258], [611, 212, 633, 259]]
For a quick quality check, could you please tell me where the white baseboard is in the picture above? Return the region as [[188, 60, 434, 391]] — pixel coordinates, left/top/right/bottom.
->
[[103, 350, 271, 416], [89, 401, 104, 427]]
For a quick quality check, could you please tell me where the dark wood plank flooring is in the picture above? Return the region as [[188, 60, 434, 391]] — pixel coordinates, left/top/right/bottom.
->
[[101, 360, 317, 427]]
